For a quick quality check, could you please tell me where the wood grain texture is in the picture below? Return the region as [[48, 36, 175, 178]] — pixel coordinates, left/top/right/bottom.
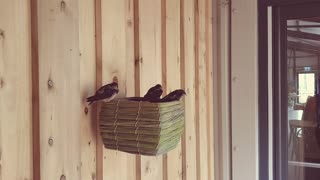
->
[[0, 1, 33, 179], [139, 0, 163, 180], [0, 1, 216, 180], [207, 0, 215, 179], [101, 0, 136, 179], [180, 0, 187, 179], [165, 0, 182, 179], [198, 0, 209, 179], [182, 0, 198, 179], [38, 0, 81, 179], [79, 0, 96, 179], [94, 0, 103, 179]]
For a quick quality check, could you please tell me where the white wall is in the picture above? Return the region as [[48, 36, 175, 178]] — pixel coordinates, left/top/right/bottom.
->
[[231, 0, 259, 180]]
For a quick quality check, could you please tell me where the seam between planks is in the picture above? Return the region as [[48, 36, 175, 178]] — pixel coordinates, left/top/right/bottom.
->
[[30, 0, 40, 179], [94, 0, 103, 179]]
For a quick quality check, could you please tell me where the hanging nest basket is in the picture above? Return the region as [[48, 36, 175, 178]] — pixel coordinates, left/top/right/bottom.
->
[[99, 98, 185, 156]]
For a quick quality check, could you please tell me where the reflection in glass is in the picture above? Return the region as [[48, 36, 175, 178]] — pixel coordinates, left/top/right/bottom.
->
[[287, 18, 320, 180]]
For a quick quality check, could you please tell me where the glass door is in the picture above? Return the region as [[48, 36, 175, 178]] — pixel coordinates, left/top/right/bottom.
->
[[273, 2, 320, 180]]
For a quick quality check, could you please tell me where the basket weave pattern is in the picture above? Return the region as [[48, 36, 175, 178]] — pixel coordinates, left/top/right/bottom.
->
[[99, 98, 185, 156]]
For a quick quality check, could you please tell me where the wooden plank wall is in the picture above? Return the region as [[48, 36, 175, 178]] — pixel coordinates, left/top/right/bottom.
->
[[0, 1, 33, 180], [0, 0, 215, 179]]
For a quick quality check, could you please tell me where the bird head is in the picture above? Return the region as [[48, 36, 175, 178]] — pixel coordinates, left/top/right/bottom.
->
[[175, 89, 187, 97], [177, 89, 187, 96], [109, 82, 118, 90], [154, 84, 162, 90]]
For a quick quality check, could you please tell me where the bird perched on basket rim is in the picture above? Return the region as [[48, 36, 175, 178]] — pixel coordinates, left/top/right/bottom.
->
[[86, 82, 119, 105], [142, 84, 163, 102], [157, 89, 186, 102]]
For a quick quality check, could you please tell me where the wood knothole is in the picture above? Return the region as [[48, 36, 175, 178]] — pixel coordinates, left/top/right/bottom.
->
[[47, 79, 54, 89], [0, 29, 4, 39], [0, 78, 4, 89], [84, 107, 88, 115], [48, 137, 54, 146], [60, 0, 66, 11], [60, 174, 66, 180]]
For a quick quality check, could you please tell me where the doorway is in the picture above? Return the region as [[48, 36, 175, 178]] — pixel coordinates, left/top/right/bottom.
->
[[272, 2, 320, 180]]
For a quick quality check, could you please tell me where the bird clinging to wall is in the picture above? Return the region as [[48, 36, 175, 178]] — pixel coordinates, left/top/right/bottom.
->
[[86, 82, 119, 105], [142, 84, 163, 102], [157, 89, 186, 102]]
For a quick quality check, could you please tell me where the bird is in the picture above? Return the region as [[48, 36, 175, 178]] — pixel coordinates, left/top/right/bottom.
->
[[156, 89, 186, 102], [142, 84, 163, 102], [86, 82, 119, 105]]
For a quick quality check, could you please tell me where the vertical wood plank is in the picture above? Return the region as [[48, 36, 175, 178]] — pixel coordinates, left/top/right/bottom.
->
[[0, 1, 33, 179], [198, 0, 209, 179], [79, 0, 96, 179], [179, 0, 187, 179], [195, 0, 201, 179], [165, 0, 182, 179], [182, 0, 197, 179], [212, 0, 232, 179], [139, 0, 163, 180], [206, 0, 215, 179], [101, 0, 136, 179], [38, 0, 81, 179]]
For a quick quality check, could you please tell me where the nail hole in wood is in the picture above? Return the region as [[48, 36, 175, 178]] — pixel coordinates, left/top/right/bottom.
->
[[47, 79, 54, 88], [60, 174, 66, 180], [48, 137, 54, 146], [84, 107, 88, 115]]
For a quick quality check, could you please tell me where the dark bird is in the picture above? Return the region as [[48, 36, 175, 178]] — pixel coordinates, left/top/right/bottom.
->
[[142, 84, 163, 101], [86, 82, 119, 105], [157, 89, 186, 102]]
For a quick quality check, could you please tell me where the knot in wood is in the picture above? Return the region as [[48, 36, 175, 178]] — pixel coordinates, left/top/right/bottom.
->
[[60, 174, 66, 180], [47, 79, 54, 88], [60, 1, 66, 11], [48, 137, 54, 146], [0, 78, 4, 89], [0, 29, 4, 39]]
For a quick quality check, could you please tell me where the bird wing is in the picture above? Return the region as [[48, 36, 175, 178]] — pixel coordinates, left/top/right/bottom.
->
[[96, 84, 110, 95]]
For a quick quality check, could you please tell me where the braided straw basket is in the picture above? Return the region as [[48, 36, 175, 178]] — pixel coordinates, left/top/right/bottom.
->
[[99, 98, 185, 156]]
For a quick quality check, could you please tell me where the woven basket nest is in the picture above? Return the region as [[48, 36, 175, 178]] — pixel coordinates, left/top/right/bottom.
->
[[99, 98, 185, 156]]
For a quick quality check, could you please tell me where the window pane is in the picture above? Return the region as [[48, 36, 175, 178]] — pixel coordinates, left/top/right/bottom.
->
[[287, 17, 320, 180]]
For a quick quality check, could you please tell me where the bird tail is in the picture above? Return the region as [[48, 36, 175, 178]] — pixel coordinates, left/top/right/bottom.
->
[[86, 95, 98, 105]]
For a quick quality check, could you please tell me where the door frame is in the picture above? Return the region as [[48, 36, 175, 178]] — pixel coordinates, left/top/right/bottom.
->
[[259, 1, 320, 180]]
